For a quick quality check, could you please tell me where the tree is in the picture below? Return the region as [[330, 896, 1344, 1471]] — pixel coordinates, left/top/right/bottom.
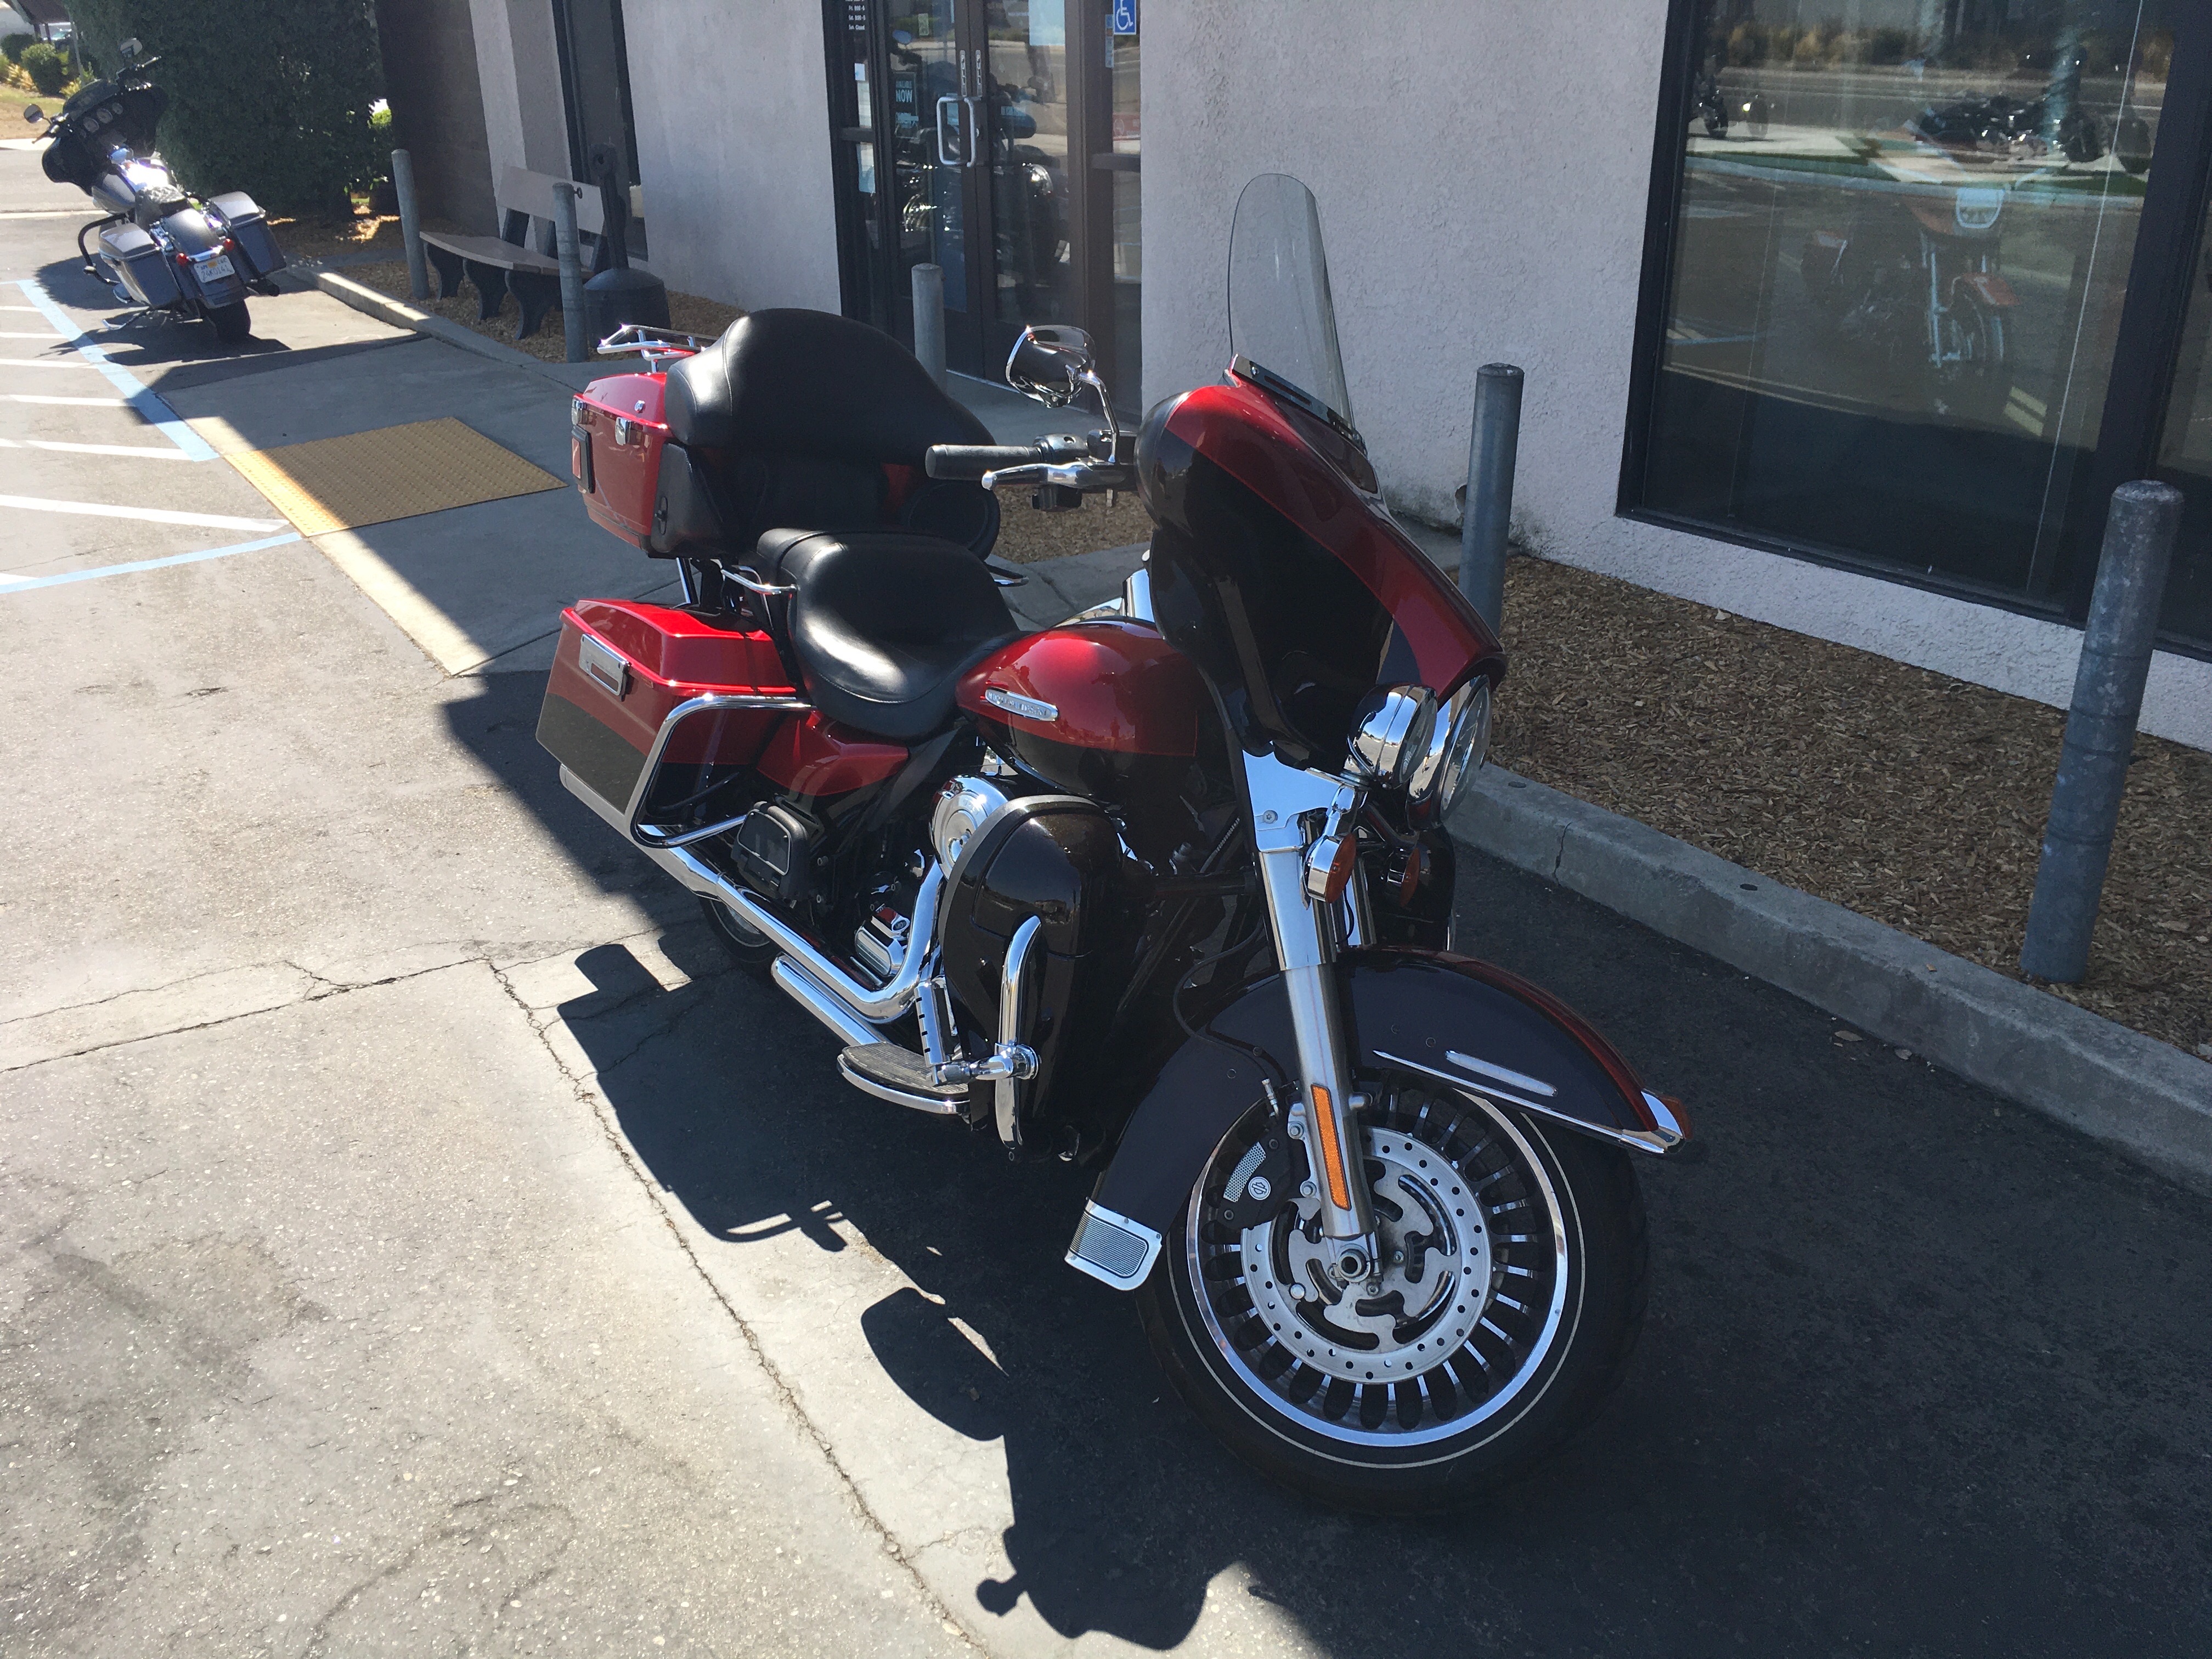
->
[[66, 0, 383, 217]]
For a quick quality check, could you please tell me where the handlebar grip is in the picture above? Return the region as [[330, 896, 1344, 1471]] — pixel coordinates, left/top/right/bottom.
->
[[924, 444, 1042, 481]]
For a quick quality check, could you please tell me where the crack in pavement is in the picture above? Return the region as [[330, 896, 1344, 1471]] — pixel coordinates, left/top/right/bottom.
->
[[0, 924, 708, 1075], [486, 960, 985, 1653], [0, 957, 486, 1075]]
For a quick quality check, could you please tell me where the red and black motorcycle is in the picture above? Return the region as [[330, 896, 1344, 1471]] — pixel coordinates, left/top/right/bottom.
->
[[540, 174, 1690, 1511]]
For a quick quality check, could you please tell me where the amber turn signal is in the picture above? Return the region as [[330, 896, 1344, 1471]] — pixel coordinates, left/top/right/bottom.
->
[[1309, 1084, 1352, 1209], [1391, 844, 1425, 905], [1303, 833, 1358, 905]]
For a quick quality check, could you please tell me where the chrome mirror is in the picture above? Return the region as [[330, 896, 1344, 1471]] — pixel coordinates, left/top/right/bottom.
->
[[24, 106, 44, 125], [120, 37, 143, 63], [1005, 325, 1095, 408]]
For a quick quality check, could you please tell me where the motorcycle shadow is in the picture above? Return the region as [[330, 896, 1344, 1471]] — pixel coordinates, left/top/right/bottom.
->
[[550, 931, 1637, 1653], [30, 253, 391, 384]]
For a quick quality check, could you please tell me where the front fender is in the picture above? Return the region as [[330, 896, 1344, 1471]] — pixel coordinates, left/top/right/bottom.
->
[[1065, 949, 1689, 1289]]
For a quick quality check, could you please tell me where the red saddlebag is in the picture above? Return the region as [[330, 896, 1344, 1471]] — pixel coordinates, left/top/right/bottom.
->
[[536, 600, 802, 834]]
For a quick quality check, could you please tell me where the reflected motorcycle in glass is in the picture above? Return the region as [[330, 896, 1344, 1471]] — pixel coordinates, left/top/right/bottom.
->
[[1799, 103, 2025, 422], [541, 176, 1691, 1511]]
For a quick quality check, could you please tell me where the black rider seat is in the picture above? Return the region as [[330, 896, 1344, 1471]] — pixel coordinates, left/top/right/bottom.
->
[[123, 182, 191, 225], [758, 528, 1019, 742]]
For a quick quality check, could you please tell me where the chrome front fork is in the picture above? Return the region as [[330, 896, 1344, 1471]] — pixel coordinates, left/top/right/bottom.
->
[[1242, 750, 1378, 1254]]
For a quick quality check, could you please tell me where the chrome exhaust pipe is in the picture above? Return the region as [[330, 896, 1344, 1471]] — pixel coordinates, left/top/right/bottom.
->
[[665, 846, 944, 1023], [560, 762, 943, 1029], [771, 957, 885, 1049]]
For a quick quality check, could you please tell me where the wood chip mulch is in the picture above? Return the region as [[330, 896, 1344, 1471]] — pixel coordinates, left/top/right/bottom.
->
[[1488, 557, 2212, 1059], [988, 486, 1150, 565], [269, 211, 404, 266]]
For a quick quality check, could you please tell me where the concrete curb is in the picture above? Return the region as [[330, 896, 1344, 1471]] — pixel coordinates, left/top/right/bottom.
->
[[1448, 768, 2212, 1192], [308, 270, 597, 391]]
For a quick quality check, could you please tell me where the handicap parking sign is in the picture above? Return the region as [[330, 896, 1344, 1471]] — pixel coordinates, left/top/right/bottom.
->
[[1112, 0, 1137, 35]]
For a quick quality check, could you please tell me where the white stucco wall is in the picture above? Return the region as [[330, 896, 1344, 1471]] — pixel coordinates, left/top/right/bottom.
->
[[467, 0, 571, 221], [619, 0, 842, 314], [1143, 2, 2211, 751]]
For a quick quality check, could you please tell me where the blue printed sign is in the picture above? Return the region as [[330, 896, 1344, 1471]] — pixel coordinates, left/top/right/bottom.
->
[[1112, 0, 1137, 36]]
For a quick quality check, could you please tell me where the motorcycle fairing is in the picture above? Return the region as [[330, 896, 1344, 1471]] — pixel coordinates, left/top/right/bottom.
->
[[1084, 946, 1688, 1260], [1139, 377, 1504, 772]]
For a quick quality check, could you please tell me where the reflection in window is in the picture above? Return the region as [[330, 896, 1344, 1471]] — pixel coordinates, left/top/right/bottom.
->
[[888, 3, 966, 312], [2147, 145, 2212, 645], [990, 1, 1075, 326], [1108, 15, 1141, 403], [1635, 1, 2173, 619]]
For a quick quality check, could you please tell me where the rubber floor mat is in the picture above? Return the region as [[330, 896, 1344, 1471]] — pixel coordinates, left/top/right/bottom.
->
[[224, 416, 563, 536]]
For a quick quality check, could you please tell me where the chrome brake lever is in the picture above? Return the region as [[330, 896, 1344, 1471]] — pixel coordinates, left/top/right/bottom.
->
[[981, 460, 1136, 493]]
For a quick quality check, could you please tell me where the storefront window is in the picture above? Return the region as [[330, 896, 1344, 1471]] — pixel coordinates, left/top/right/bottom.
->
[[2153, 185, 2212, 644], [1631, 1, 2176, 620]]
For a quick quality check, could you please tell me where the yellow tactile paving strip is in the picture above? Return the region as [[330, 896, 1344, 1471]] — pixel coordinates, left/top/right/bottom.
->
[[222, 417, 563, 537]]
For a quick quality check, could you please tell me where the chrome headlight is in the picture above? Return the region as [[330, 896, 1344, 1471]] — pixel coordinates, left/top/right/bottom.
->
[[1407, 679, 1493, 815], [1349, 686, 1437, 788]]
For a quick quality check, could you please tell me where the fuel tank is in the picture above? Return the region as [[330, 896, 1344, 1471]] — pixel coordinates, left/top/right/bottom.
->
[[956, 618, 1208, 808]]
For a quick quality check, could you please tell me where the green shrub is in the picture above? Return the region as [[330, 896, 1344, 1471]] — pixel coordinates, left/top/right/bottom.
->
[[20, 42, 69, 95], [66, 0, 383, 217], [3, 32, 35, 64]]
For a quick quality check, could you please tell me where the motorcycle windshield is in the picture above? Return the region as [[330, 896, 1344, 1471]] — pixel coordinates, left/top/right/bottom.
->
[[1226, 174, 1355, 436]]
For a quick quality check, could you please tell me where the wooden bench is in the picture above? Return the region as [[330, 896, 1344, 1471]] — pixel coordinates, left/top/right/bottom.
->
[[419, 166, 627, 341]]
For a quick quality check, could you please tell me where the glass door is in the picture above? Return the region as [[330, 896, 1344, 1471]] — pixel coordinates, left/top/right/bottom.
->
[[828, 0, 1137, 397], [981, 1, 1076, 364]]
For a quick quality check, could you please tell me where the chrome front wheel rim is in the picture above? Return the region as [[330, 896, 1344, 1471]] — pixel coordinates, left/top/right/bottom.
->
[[1185, 1083, 1572, 1449]]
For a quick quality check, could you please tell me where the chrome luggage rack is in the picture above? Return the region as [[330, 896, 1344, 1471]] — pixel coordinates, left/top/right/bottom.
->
[[595, 323, 709, 369]]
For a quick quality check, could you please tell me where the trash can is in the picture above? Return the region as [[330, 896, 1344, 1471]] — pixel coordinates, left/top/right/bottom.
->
[[583, 266, 669, 340], [581, 142, 669, 343]]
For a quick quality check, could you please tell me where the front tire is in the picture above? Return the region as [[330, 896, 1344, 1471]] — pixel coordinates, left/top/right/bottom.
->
[[208, 299, 251, 343], [1136, 1073, 1647, 1514]]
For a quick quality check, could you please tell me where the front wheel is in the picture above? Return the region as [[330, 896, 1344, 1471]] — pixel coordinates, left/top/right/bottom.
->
[[207, 299, 251, 343], [1136, 1072, 1647, 1514]]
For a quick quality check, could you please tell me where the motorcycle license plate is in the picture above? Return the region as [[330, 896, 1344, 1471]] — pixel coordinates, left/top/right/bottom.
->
[[198, 253, 235, 281]]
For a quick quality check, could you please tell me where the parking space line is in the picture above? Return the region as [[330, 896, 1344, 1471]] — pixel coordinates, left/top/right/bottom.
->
[[0, 531, 302, 595], [1, 393, 127, 406], [12, 278, 219, 460], [0, 436, 195, 460], [0, 494, 286, 531]]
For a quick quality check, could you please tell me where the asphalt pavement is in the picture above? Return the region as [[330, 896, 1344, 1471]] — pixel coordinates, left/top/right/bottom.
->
[[2, 141, 2208, 1658]]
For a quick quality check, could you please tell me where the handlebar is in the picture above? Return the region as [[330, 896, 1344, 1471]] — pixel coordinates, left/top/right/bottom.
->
[[923, 443, 1054, 481]]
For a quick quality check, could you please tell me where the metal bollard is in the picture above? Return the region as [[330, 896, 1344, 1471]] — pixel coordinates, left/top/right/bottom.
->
[[391, 148, 428, 302], [2019, 479, 2183, 983], [912, 263, 946, 388], [551, 183, 587, 364], [1458, 363, 1524, 632]]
